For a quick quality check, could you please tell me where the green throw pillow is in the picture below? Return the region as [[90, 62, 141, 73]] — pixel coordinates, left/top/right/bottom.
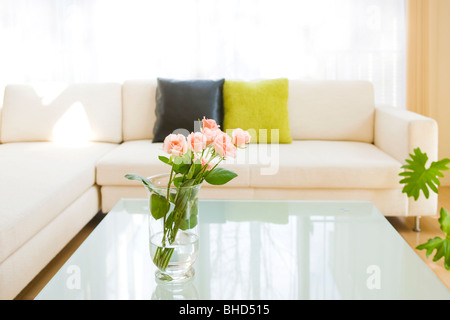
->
[[223, 78, 292, 143]]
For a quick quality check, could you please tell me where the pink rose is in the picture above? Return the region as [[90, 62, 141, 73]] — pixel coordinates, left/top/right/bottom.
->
[[213, 132, 236, 159], [201, 127, 220, 146], [201, 117, 222, 145], [163, 134, 188, 157], [202, 117, 220, 130], [232, 128, 251, 147], [187, 132, 207, 152]]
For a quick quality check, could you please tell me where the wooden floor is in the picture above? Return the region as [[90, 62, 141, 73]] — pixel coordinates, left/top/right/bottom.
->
[[387, 187, 450, 291], [15, 190, 450, 300]]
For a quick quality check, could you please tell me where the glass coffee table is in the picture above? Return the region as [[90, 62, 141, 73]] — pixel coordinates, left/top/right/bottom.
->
[[36, 199, 449, 300]]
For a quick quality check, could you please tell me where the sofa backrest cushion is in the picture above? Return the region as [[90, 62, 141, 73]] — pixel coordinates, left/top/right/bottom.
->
[[123, 80, 157, 141], [122, 79, 375, 143], [288, 80, 375, 143], [1, 83, 122, 143]]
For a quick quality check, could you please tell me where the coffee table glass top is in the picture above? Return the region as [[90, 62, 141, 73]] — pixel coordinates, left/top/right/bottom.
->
[[36, 199, 449, 300]]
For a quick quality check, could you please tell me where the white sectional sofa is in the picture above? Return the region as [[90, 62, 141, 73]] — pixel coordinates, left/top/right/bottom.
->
[[0, 80, 438, 299], [0, 83, 122, 299], [98, 80, 438, 217]]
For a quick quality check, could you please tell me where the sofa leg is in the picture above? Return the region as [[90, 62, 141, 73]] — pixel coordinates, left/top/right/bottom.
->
[[413, 216, 421, 232]]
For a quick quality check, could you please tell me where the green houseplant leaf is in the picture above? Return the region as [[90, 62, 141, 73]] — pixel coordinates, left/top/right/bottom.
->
[[416, 208, 450, 270], [439, 207, 450, 235], [399, 148, 450, 200]]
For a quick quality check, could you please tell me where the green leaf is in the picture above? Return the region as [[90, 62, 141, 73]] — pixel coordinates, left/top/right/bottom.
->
[[150, 193, 170, 220], [171, 152, 192, 175], [179, 178, 197, 188], [179, 199, 199, 231], [417, 237, 445, 257], [399, 148, 450, 200], [125, 174, 158, 194], [174, 179, 197, 207], [158, 155, 171, 165], [191, 197, 199, 217], [173, 176, 184, 188], [179, 214, 198, 231], [417, 237, 450, 270], [186, 161, 201, 180], [169, 180, 200, 235], [205, 168, 238, 185], [416, 208, 450, 270], [173, 162, 190, 175], [158, 273, 173, 281], [439, 207, 450, 235], [173, 152, 192, 165]]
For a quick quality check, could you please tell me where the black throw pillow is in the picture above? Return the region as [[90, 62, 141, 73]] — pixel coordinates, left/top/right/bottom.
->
[[152, 78, 225, 142]]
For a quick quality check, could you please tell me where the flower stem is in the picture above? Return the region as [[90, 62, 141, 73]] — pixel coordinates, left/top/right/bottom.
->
[[202, 158, 223, 180], [154, 246, 175, 271], [163, 167, 175, 246]]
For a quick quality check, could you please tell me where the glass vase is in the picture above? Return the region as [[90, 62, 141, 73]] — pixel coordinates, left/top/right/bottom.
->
[[147, 173, 201, 283]]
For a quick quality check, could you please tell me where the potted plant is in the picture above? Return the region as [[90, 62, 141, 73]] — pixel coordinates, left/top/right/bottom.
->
[[399, 148, 450, 270]]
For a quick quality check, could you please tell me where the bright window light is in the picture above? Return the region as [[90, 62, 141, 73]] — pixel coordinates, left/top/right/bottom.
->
[[52, 101, 92, 145], [0, 0, 406, 107]]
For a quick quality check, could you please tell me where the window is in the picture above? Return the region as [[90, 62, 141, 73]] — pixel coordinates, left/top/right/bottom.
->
[[0, 0, 406, 107]]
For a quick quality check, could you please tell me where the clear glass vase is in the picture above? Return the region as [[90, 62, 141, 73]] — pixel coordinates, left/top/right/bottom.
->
[[147, 173, 201, 283]]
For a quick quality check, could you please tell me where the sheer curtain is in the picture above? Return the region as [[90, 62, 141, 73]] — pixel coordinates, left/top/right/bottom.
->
[[0, 0, 406, 107]]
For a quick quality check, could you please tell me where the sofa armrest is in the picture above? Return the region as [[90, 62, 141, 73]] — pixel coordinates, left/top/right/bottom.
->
[[374, 106, 438, 164], [374, 106, 439, 217], [0, 87, 3, 144]]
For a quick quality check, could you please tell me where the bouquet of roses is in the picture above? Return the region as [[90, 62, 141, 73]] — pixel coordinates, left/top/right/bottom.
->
[[160, 117, 250, 186], [125, 117, 250, 271]]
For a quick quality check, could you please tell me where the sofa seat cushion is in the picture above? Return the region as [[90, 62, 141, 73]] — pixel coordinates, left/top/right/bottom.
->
[[96, 140, 250, 188], [249, 141, 403, 189], [0, 142, 118, 264]]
